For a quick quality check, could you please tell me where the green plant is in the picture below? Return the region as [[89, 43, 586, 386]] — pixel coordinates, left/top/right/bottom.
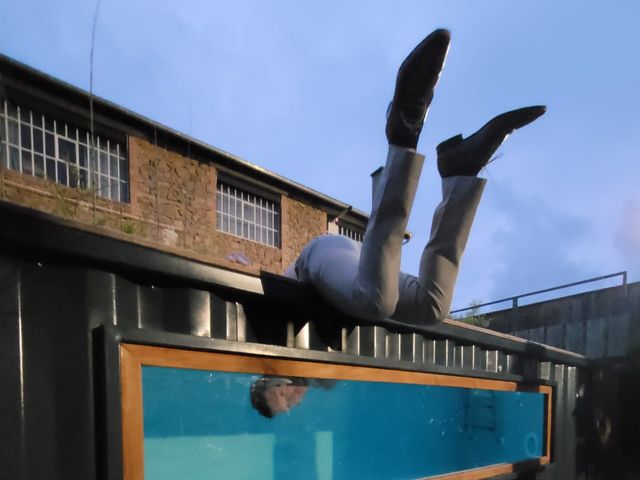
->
[[454, 299, 491, 328], [0, 161, 5, 199], [48, 166, 99, 220], [51, 182, 76, 218], [121, 220, 135, 234]]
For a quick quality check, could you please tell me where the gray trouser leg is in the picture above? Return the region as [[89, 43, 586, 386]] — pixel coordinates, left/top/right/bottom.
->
[[391, 176, 486, 325], [294, 145, 424, 320]]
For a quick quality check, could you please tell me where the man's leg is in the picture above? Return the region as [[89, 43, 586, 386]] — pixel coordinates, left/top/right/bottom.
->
[[293, 29, 451, 321], [392, 176, 485, 325], [392, 106, 547, 325], [354, 144, 425, 318], [294, 145, 423, 320]]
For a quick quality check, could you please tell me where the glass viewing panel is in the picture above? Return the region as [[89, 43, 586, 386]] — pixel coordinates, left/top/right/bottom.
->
[[120, 345, 550, 480]]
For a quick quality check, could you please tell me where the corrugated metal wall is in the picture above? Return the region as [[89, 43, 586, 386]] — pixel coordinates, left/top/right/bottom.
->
[[0, 252, 587, 479], [487, 282, 639, 359], [510, 314, 631, 358]]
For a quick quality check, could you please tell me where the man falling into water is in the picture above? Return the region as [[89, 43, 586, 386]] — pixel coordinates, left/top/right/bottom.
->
[[252, 29, 545, 417]]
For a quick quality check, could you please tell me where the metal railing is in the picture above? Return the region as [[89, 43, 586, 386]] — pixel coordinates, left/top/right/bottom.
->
[[451, 271, 628, 315]]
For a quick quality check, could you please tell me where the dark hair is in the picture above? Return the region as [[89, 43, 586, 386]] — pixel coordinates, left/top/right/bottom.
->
[[250, 378, 275, 418]]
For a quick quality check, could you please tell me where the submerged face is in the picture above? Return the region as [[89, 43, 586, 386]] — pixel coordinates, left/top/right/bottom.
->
[[263, 384, 309, 415]]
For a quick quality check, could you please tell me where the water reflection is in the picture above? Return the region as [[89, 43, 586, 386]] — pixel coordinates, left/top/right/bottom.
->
[[250, 376, 336, 417], [142, 367, 544, 480]]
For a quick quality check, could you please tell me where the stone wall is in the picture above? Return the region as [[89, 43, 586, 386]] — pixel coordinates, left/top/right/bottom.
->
[[0, 164, 133, 231], [128, 136, 215, 249], [1, 135, 331, 276], [281, 195, 328, 270], [129, 137, 288, 274], [485, 282, 640, 358]]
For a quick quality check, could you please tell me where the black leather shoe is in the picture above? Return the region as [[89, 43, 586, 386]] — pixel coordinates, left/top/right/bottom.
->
[[386, 29, 451, 149], [437, 106, 546, 177]]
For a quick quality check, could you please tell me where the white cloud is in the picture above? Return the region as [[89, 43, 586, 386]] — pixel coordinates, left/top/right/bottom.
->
[[614, 200, 640, 276], [478, 181, 595, 300]]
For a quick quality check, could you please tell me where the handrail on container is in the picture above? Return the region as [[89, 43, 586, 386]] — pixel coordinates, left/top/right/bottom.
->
[[451, 271, 628, 315]]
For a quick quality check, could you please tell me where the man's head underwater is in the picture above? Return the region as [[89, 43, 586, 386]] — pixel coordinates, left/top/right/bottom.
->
[[250, 376, 309, 418]]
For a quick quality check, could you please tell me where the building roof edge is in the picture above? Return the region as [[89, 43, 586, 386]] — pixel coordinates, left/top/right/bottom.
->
[[0, 53, 371, 223]]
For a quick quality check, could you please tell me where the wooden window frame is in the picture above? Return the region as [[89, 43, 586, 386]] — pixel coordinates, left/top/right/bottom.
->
[[120, 343, 552, 480]]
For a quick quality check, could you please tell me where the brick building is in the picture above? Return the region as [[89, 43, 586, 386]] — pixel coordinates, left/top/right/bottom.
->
[[0, 54, 371, 276]]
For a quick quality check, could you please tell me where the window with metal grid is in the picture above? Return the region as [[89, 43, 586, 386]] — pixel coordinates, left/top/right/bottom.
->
[[0, 98, 129, 202], [338, 223, 364, 244], [216, 181, 280, 247]]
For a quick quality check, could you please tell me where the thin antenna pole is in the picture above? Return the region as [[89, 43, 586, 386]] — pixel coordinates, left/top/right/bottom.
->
[[89, 0, 102, 133], [89, 0, 102, 221], [185, 99, 192, 247], [154, 127, 160, 237]]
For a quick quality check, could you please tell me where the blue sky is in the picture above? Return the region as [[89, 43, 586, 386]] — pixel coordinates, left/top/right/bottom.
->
[[1, 0, 638, 310]]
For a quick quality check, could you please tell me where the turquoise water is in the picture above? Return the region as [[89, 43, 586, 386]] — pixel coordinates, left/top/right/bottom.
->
[[142, 367, 544, 480]]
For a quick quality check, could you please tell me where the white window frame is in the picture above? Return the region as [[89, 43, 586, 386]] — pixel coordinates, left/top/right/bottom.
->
[[338, 222, 365, 244], [0, 98, 129, 202], [216, 180, 280, 247]]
